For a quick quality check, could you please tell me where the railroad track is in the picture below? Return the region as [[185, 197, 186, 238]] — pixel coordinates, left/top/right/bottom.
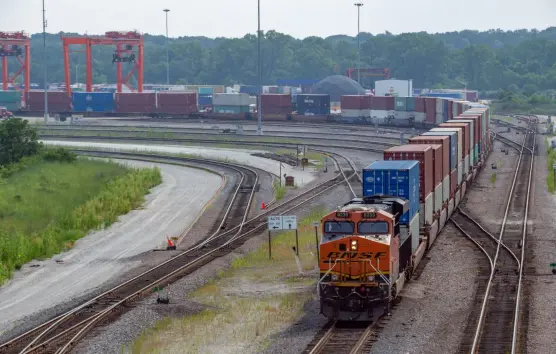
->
[[0, 148, 359, 354], [456, 118, 536, 354], [493, 132, 526, 152], [303, 321, 378, 354]]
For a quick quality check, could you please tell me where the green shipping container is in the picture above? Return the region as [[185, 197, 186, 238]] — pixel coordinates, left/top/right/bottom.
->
[[0, 91, 21, 103], [213, 105, 250, 114], [0, 102, 22, 111], [394, 97, 415, 112]]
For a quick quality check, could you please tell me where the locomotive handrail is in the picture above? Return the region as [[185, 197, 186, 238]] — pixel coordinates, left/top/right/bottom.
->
[[316, 258, 340, 299], [367, 259, 390, 285]]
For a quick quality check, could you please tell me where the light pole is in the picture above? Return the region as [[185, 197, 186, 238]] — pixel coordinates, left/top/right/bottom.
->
[[354, 3, 363, 84], [42, 0, 49, 122], [257, 0, 263, 136], [163, 9, 170, 85]]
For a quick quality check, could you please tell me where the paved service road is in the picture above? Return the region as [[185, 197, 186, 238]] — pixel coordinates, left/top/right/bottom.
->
[[0, 159, 223, 335]]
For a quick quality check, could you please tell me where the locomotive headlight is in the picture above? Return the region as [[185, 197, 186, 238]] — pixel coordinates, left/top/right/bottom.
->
[[331, 274, 339, 281], [350, 240, 358, 251], [367, 275, 375, 282]]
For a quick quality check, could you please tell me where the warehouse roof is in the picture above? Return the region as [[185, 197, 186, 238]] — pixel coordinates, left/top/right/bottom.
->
[[311, 75, 366, 101]]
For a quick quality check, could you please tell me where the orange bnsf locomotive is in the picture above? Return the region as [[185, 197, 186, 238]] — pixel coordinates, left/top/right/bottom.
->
[[318, 195, 413, 321]]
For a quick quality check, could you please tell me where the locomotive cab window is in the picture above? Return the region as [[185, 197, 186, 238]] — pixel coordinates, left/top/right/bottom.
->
[[358, 221, 389, 234], [324, 221, 354, 234]]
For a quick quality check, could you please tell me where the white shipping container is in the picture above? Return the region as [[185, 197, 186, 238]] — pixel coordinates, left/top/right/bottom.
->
[[342, 109, 371, 118], [452, 101, 459, 117], [415, 112, 426, 123], [213, 93, 251, 106], [394, 111, 414, 120], [435, 113, 444, 124], [434, 183, 443, 214], [457, 161, 463, 184], [448, 119, 475, 152], [464, 155, 470, 176], [436, 98, 444, 113], [431, 127, 463, 164], [442, 175, 450, 204], [374, 79, 413, 97], [410, 213, 420, 252], [371, 110, 389, 119], [419, 193, 434, 226]]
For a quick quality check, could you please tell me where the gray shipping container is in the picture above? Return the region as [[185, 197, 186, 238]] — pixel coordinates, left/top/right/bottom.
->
[[213, 93, 251, 106]]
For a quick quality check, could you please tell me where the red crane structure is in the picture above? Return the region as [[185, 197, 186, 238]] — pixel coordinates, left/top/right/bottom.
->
[[0, 31, 31, 93], [62, 31, 144, 96], [346, 67, 391, 80]]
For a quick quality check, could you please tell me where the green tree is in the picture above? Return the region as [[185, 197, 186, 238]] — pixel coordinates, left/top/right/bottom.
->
[[0, 118, 41, 166]]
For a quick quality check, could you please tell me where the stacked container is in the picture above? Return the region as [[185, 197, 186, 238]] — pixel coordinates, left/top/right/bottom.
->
[[430, 127, 463, 185], [72, 92, 115, 112], [213, 93, 251, 113], [443, 100, 449, 121], [414, 97, 426, 123], [408, 136, 450, 208], [340, 95, 371, 118], [420, 131, 458, 199], [447, 119, 476, 167], [457, 112, 483, 159], [383, 145, 434, 226], [157, 92, 197, 114], [435, 98, 444, 124], [260, 94, 292, 114], [115, 93, 156, 114], [296, 94, 330, 115], [198, 87, 213, 109], [394, 97, 416, 121], [362, 160, 420, 252], [371, 96, 395, 110], [440, 122, 472, 176], [425, 98, 436, 124], [27, 91, 71, 113], [0, 91, 22, 111]]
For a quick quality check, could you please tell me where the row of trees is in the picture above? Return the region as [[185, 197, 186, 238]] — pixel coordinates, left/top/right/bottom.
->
[[13, 27, 556, 93]]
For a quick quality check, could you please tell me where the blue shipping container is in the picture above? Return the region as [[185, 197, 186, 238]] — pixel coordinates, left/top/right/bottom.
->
[[198, 94, 213, 106], [198, 87, 213, 95], [72, 92, 115, 112], [423, 92, 464, 99], [239, 85, 260, 95], [362, 160, 419, 225], [421, 131, 458, 171]]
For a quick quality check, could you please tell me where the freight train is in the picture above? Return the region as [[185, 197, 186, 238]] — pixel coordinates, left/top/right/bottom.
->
[[317, 101, 493, 321], [5, 90, 484, 128]]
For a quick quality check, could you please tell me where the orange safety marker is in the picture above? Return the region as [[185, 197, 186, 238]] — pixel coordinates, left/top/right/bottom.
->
[[261, 202, 266, 210], [166, 235, 176, 250]]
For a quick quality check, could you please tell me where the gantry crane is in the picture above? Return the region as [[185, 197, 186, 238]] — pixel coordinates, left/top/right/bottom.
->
[[0, 31, 31, 93], [62, 31, 144, 95], [345, 67, 391, 80]]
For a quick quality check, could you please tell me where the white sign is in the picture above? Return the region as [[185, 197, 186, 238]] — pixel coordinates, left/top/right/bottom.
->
[[282, 215, 298, 230], [553, 163, 556, 170], [268, 216, 282, 230], [313, 221, 319, 227]]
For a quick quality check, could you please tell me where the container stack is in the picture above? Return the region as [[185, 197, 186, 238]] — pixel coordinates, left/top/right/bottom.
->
[[0, 91, 22, 111], [362, 160, 420, 252], [157, 92, 197, 114], [383, 145, 435, 227], [439, 121, 472, 178], [340, 95, 371, 118], [435, 98, 444, 124], [72, 92, 115, 112], [115, 93, 156, 114], [26, 91, 71, 112], [198, 87, 213, 109], [296, 94, 331, 115], [370, 96, 395, 120], [425, 98, 436, 124], [414, 97, 426, 122], [422, 130, 458, 202], [213, 93, 251, 114], [394, 97, 415, 120], [260, 94, 292, 114]]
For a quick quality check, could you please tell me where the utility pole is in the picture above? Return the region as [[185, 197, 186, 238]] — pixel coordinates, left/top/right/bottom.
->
[[257, 0, 263, 135], [354, 3, 363, 84], [42, 0, 49, 122], [163, 9, 170, 85]]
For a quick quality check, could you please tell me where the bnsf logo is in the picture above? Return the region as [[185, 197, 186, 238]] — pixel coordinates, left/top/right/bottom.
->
[[323, 251, 386, 263]]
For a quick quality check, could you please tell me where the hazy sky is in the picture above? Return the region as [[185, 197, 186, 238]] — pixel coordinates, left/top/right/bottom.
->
[[2, 0, 555, 38]]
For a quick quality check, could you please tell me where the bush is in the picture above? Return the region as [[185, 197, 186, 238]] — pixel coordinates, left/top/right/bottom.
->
[[42, 147, 77, 163]]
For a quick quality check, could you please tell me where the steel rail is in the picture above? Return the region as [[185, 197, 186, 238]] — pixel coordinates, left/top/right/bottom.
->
[[511, 118, 536, 354], [470, 120, 534, 353], [450, 220, 494, 274], [13, 155, 259, 354]]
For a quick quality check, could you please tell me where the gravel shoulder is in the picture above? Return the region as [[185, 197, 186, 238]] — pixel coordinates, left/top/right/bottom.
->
[[0, 160, 222, 339]]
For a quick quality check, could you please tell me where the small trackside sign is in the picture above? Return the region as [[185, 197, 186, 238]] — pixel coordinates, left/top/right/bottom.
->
[[282, 215, 297, 230], [268, 216, 282, 230]]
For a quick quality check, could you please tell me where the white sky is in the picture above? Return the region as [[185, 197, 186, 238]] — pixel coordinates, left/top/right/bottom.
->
[[1, 0, 555, 38]]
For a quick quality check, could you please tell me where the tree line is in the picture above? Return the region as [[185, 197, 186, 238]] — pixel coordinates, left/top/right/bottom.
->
[[15, 27, 556, 95]]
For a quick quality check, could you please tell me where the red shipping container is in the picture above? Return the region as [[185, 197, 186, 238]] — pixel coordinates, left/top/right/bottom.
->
[[457, 103, 463, 116], [450, 168, 458, 198], [414, 97, 426, 113], [425, 98, 436, 123], [456, 114, 481, 148], [341, 95, 372, 110], [439, 123, 470, 156], [371, 96, 395, 110], [261, 105, 292, 114], [157, 92, 197, 105], [27, 91, 71, 104], [157, 104, 197, 115], [116, 93, 157, 106], [384, 145, 434, 202], [408, 136, 450, 180], [261, 94, 291, 107], [447, 101, 453, 120]]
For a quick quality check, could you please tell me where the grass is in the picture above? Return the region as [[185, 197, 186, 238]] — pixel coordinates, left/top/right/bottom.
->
[[490, 173, 497, 185], [128, 207, 329, 354], [0, 156, 162, 284], [273, 179, 286, 200], [546, 138, 556, 193]]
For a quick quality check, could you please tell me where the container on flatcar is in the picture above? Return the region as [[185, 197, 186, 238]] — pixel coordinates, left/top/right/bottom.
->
[[156, 92, 198, 114], [447, 119, 476, 165], [213, 93, 251, 106], [430, 128, 463, 184], [72, 92, 115, 112], [420, 131, 458, 172], [115, 93, 156, 114], [439, 122, 471, 175], [371, 96, 395, 110], [425, 97, 436, 124], [27, 91, 71, 112], [297, 94, 330, 115], [362, 160, 419, 225]]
